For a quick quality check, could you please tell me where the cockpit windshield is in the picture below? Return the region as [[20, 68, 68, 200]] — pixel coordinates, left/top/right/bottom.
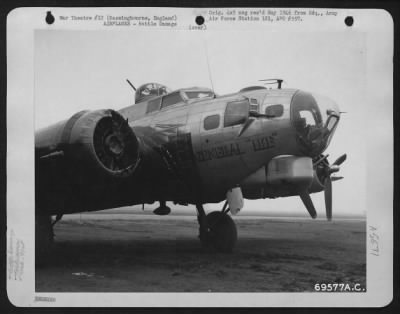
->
[[135, 83, 171, 103], [185, 90, 214, 100]]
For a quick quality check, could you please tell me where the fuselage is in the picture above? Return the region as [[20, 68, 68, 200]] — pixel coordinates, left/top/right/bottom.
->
[[119, 85, 340, 203], [35, 84, 341, 215]]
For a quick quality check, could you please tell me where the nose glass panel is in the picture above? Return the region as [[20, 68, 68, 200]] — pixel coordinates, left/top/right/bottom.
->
[[311, 93, 340, 148], [291, 91, 340, 156], [312, 93, 340, 125]]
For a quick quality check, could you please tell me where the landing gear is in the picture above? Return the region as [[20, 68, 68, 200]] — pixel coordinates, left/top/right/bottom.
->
[[196, 204, 237, 253], [35, 215, 54, 266], [35, 214, 63, 265], [153, 200, 171, 215]]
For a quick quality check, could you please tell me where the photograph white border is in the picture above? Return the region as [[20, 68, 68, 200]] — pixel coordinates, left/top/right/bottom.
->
[[6, 7, 393, 307]]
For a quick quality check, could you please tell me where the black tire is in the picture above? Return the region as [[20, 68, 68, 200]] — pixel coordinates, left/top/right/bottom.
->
[[205, 211, 237, 253]]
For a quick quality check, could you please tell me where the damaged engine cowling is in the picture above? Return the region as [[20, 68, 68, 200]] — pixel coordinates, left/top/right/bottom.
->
[[36, 109, 140, 179]]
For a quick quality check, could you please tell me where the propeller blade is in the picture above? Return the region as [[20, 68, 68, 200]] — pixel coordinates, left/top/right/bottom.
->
[[324, 176, 332, 221], [328, 164, 340, 174], [299, 191, 317, 219], [333, 154, 347, 166], [331, 176, 344, 182], [314, 154, 329, 167]]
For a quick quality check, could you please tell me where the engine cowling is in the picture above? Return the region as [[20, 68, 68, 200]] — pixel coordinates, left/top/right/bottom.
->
[[240, 156, 323, 199], [36, 109, 140, 179], [308, 163, 328, 194]]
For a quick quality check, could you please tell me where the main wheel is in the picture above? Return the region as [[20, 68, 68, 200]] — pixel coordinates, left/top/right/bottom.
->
[[204, 211, 237, 253]]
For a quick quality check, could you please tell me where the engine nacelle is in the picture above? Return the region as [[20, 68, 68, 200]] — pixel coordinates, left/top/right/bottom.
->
[[241, 156, 324, 199], [36, 109, 140, 179], [308, 167, 326, 194], [266, 156, 314, 186]]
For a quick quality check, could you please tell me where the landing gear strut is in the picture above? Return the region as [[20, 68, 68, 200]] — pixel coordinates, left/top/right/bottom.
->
[[196, 204, 237, 253], [35, 215, 54, 265], [153, 200, 171, 215]]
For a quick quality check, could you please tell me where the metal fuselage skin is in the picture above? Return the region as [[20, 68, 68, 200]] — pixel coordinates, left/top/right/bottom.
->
[[35, 86, 340, 215]]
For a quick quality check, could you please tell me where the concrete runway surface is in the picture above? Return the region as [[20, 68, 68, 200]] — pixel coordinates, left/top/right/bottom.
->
[[36, 212, 366, 292]]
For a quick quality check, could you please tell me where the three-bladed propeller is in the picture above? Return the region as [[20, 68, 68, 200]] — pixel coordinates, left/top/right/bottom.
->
[[300, 153, 347, 220]]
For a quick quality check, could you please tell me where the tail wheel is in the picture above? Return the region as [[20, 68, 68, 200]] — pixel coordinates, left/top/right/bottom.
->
[[204, 211, 237, 253]]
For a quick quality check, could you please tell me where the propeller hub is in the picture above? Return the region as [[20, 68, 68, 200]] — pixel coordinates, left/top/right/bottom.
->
[[105, 133, 124, 156]]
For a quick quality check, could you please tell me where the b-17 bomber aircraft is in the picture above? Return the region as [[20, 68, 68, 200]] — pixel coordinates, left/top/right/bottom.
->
[[35, 79, 346, 260]]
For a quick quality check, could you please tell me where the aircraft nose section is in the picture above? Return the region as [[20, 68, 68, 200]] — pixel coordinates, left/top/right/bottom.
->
[[291, 91, 340, 157], [312, 93, 340, 120]]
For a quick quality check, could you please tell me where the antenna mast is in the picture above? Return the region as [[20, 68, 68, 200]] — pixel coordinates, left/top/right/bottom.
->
[[203, 42, 215, 93], [259, 78, 284, 89]]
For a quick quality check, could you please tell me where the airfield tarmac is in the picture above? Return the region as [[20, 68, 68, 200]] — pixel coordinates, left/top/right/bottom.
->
[[36, 211, 366, 292]]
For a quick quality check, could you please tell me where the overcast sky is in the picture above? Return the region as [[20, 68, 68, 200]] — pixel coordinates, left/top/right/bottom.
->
[[34, 28, 389, 218]]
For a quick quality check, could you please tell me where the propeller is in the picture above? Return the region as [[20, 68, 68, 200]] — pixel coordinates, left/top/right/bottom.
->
[[298, 153, 346, 220], [324, 176, 332, 220], [321, 153, 346, 220], [333, 154, 347, 167], [299, 190, 317, 219]]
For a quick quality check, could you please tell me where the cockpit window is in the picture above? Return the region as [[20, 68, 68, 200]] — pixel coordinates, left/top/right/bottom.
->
[[161, 92, 184, 109], [185, 91, 214, 99], [224, 99, 250, 127], [146, 98, 162, 113], [265, 104, 284, 118]]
